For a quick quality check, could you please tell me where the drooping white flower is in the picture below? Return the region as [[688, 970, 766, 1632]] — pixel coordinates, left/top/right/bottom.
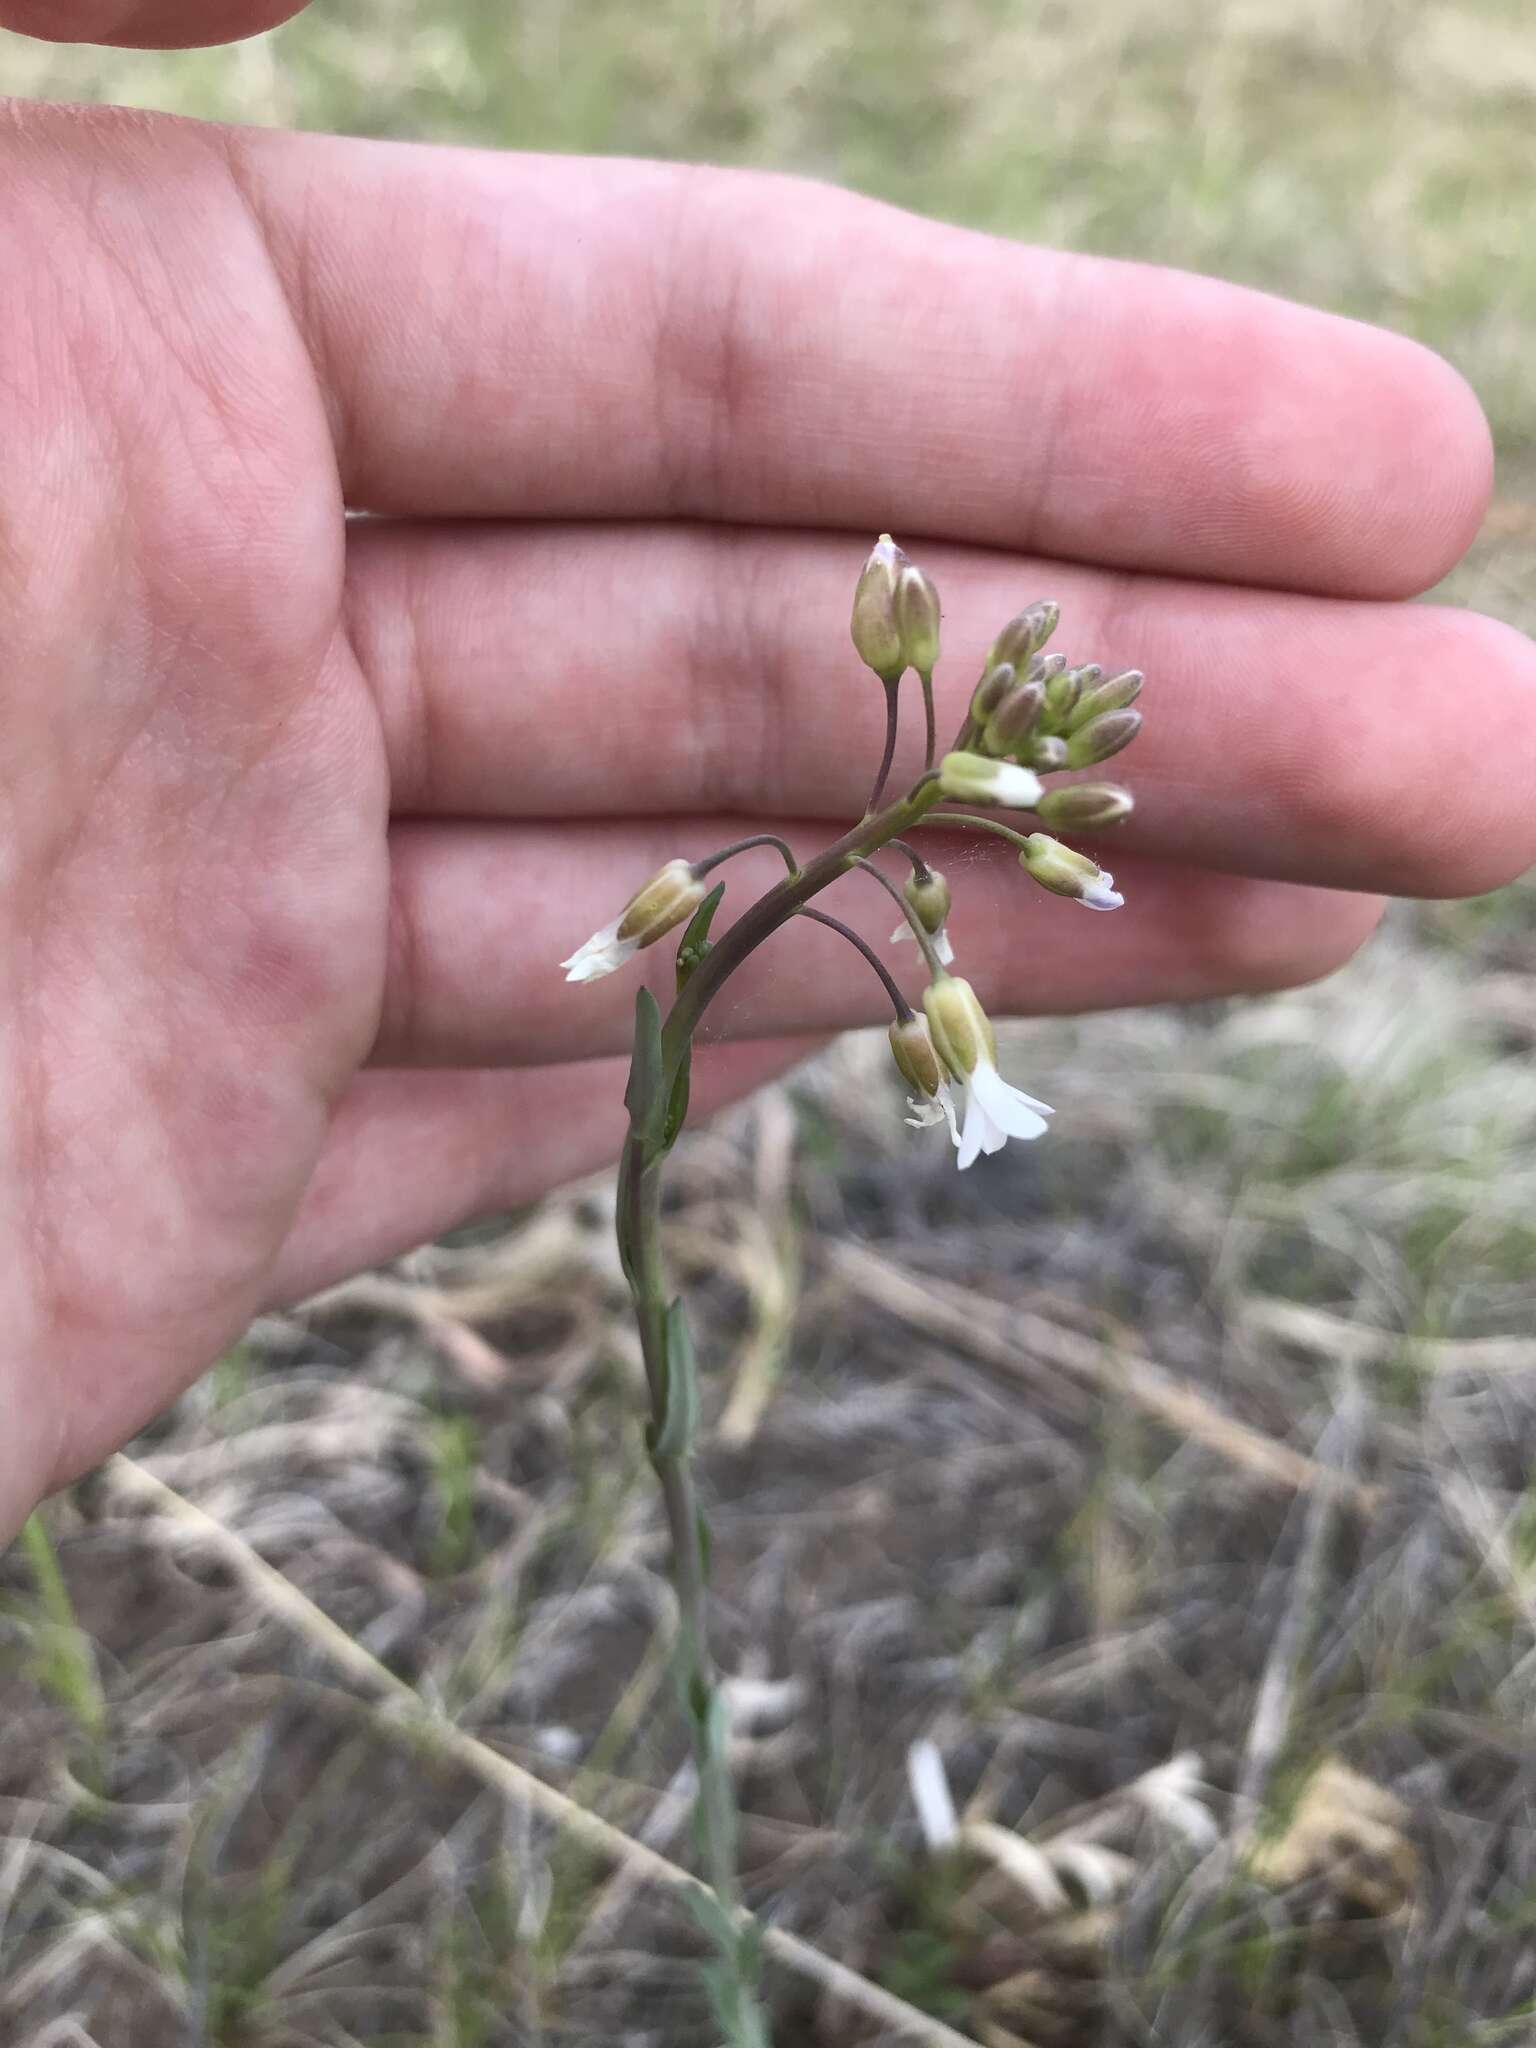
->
[[904, 1084, 959, 1140], [890, 918, 956, 965], [561, 916, 640, 983], [954, 1057, 1054, 1170], [1079, 870, 1124, 912], [921, 977, 1054, 1170]]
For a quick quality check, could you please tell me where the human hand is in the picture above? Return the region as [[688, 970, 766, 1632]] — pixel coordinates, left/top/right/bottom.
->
[[0, 96, 1531, 1539]]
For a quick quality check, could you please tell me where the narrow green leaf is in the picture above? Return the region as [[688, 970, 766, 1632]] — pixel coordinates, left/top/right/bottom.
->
[[649, 1297, 700, 1462], [675, 881, 726, 989], [623, 985, 665, 1138]]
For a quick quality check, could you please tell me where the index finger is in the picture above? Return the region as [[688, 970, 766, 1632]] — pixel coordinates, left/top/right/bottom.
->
[[238, 135, 1491, 597]]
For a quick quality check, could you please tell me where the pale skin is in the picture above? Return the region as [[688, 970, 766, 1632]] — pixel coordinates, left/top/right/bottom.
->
[[1, 0, 1534, 1544]]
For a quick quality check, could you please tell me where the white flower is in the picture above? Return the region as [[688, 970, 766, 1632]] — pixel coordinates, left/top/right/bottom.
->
[[890, 918, 956, 965], [954, 1058, 1053, 1170], [906, 1738, 960, 1852], [905, 1084, 959, 1139], [1133, 1752, 1219, 1850], [1079, 871, 1124, 912], [561, 917, 640, 983], [937, 751, 1044, 810]]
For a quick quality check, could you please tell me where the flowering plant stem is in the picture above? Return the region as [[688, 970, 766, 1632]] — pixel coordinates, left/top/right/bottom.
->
[[612, 774, 944, 2036], [581, 536, 1142, 2037]]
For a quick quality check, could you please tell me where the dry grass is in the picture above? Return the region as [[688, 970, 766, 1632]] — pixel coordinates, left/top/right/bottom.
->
[[3, 2, 1536, 2042]]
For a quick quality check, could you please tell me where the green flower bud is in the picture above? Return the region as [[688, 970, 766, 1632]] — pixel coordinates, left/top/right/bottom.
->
[[895, 563, 941, 675], [982, 679, 1045, 757], [970, 660, 1016, 724], [1067, 669, 1143, 731], [923, 975, 997, 1081], [938, 751, 1044, 810], [1065, 707, 1142, 769], [987, 601, 1059, 671], [1043, 665, 1081, 724], [1019, 832, 1124, 910], [1035, 782, 1134, 831], [904, 867, 952, 935], [888, 1015, 946, 1099], [1028, 735, 1069, 772], [850, 534, 907, 681]]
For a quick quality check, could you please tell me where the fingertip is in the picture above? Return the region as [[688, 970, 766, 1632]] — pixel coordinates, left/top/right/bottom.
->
[[0, 0, 307, 47], [1361, 332, 1494, 598]]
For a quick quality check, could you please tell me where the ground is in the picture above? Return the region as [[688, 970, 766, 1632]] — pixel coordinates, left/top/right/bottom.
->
[[4, 4, 1536, 2043]]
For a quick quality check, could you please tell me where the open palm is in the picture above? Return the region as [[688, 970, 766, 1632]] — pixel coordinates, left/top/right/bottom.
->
[[1, 98, 1532, 1537]]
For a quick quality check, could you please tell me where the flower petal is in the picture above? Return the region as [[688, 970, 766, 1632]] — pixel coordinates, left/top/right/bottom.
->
[[969, 1059, 1053, 1138], [560, 918, 638, 983]]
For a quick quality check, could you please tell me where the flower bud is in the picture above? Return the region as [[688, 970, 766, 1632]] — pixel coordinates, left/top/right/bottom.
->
[[1065, 707, 1142, 768], [1043, 664, 1081, 724], [987, 601, 1059, 671], [1067, 668, 1142, 730], [937, 752, 1044, 810], [970, 660, 1016, 724], [562, 857, 708, 983], [895, 563, 941, 675], [904, 867, 952, 935], [617, 858, 708, 945], [1035, 782, 1134, 831], [888, 1016, 946, 1099], [982, 679, 1045, 757], [1019, 832, 1124, 910], [923, 976, 996, 1081], [1027, 735, 1069, 772], [850, 534, 907, 681]]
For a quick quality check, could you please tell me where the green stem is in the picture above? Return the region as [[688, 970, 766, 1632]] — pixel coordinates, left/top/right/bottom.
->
[[795, 906, 914, 1020], [611, 770, 945, 1974], [865, 675, 903, 814], [886, 837, 931, 879], [616, 1147, 740, 1909], [659, 773, 943, 1085], [912, 809, 1037, 857], [694, 833, 800, 879], [917, 668, 937, 771]]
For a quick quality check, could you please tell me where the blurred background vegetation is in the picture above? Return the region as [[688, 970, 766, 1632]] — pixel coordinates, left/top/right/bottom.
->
[[5, 4, 1536, 2044]]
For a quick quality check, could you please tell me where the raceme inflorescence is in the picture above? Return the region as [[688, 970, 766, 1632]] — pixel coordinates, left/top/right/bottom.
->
[[559, 537, 1144, 2040]]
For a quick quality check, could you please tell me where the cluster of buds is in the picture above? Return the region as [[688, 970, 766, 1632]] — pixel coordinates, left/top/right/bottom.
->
[[932, 597, 1140, 910], [850, 533, 942, 684], [562, 536, 1147, 1171]]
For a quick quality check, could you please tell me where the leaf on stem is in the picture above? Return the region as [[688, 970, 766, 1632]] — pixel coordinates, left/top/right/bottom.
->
[[676, 881, 726, 989], [624, 985, 666, 1142], [650, 1297, 701, 1461]]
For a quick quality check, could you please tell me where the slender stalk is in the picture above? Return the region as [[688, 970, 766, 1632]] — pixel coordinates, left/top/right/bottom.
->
[[912, 809, 1037, 857], [886, 837, 931, 879], [616, 1145, 741, 1915], [850, 855, 948, 979], [795, 906, 913, 1020], [694, 832, 800, 879], [917, 668, 937, 771], [660, 772, 943, 1081], [865, 676, 902, 814]]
